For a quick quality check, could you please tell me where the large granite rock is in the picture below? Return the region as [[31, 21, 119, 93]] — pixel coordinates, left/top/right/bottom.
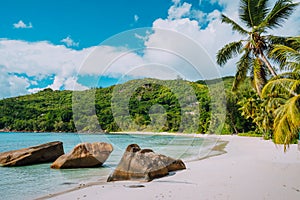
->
[[0, 141, 64, 167], [107, 144, 186, 182], [51, 142, 113, 169]]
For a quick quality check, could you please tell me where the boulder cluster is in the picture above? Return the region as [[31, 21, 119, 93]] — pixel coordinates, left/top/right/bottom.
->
[[0, 141, 185, 182]]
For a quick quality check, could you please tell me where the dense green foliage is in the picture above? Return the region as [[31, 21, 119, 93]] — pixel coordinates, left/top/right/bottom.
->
[[216, 0, 299, 95], [0, 88, 76, 132], [262, 36, 300, 149], [0, 77, 255, 134], [216, 0, 300, 148]]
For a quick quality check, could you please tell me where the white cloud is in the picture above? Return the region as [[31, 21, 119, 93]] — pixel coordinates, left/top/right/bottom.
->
[[145, 19, 235, 80], [2, 0, 299, 99], [168, 2, 192, 19], [134, 14, 139, 22], [64, 77, 88, 91], [80, 25, 221, 81], [9, 75, 30, 96], [143, 0, 300, 79], [0, 39, 88, 77], [172, 0, 181, 4], [80, 45, 145, 77], [150, 6, 240, 77], [134, 30, 151, 43], [13, 20, 33, 29], [190, 9, 207, 24], [60, 36, 79, 47], [0, 67, 14, 99], [0, 39, 92, 98], [0, 65, 31, 99]]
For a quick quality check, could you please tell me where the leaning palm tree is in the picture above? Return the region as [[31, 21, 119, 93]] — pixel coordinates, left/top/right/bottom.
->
[[261, 71, 300, 150], [262, 37, 300, 150], [216, 0, 299, 96]]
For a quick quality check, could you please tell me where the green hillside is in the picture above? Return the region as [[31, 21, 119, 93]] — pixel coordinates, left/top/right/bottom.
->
[[0, 77, 255, 134]]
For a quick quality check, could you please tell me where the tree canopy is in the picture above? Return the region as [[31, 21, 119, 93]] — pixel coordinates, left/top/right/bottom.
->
[[217, 0, 299, 95]]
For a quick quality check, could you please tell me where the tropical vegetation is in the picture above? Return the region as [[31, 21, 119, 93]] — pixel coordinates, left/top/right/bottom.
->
[[0, 77, 255, 135], [216, 0, 299, 149], [0, 0, 299, 151]]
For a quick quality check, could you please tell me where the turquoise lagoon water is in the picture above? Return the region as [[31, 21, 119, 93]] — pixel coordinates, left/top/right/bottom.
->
[[0, 132, 219, 200]]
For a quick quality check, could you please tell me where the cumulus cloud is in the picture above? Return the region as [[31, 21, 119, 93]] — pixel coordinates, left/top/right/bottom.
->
[[60, 36, 79, 47], [190, 9, 207, 24], [0, 39, 92, 98], [9, 75, 30, 96], [0, 66, 31, 99], [168, 2, 192, 19], [13, 20, 33, 29], [146, 1, 240, 78], [80, 26, 221, 81], [172, 0, 181, 4], [80, 45, 145, 77], [0, 67, 14, 99], [2, 0, 300, 99], [144, 0, 300, 78], [64, 77, 88, 90]]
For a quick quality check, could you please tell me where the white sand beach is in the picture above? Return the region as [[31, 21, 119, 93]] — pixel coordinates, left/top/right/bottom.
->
[[46, 135, 300, 200]]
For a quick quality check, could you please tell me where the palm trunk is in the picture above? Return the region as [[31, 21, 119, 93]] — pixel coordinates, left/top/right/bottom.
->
[[259, 51, 277, 77], [229, 113, 239, 134]]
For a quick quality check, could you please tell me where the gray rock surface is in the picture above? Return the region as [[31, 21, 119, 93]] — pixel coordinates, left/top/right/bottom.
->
[[0, 141, 64, 167], [107, 144, 186, 182], [51, 142, 113, 169]]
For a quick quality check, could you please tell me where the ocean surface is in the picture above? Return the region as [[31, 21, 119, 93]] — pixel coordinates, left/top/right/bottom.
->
[[0, 132, 219, 200]]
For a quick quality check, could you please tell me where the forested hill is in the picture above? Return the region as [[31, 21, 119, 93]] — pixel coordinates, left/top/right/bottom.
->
[[0, 77, 255, 134]]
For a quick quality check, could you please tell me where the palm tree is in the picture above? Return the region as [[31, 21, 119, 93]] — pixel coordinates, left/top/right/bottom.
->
[[262, 71, 300, 150], [262, 37, 300, 150], [216, 0, 299, 96]]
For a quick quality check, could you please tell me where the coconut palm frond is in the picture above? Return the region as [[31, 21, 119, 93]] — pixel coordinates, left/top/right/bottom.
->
[[221, 14, 249, 35], [286, 62, 300, 71], [271, 44, 299, 60], [262, 78, 298, 98], [291, 80, 300, 94], [265, 35, 288, 45], [273, 95, 300, 151], [265, 35, 289, 66], [270, 36, 300, 70], [216, 41, 243, 66], [288, 36, 300, 51], [239, 0, 264, 28], [270, 44, 297, 69], [268, 71, 300, 80], [260, 0, 299, 30], [264, 95, 286, 112], [255, 0, 270, 25], [232, 51, 251, 91]]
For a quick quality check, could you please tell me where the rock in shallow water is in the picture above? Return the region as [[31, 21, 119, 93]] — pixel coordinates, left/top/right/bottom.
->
[[107, 144, 186, 182], [0, 141, 64, 167], [51, 142, 113, 169]]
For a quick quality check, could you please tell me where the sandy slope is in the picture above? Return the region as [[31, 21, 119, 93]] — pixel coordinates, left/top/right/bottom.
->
[[46, 135, 300, 200]]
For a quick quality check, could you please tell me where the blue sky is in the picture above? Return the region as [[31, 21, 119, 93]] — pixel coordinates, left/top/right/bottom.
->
[[0, 0, 299, 98], [0, 0, 171, 48], [0, 0, 222, 48]]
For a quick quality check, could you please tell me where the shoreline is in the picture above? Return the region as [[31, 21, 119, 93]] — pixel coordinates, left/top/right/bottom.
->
[[36, 134, 229, 200], [43, 135, 300, 200], [0, 130, 227, 138]]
